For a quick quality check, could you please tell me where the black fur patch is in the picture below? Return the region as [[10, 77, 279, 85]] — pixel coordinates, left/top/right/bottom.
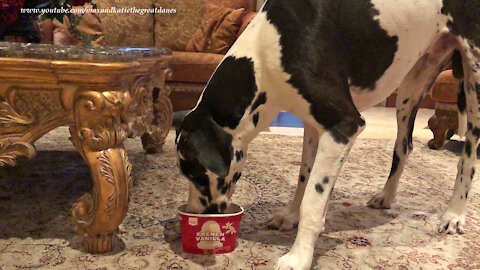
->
[[466, 191, 469, 199], [204, 203, 219, 214], [253, 112, 259, 127], [220, 202, 228, 212], [200, 197, 208, 207], [472, 167, 476, 179], [359, 117, 366, 127], [250, 92, 267, 114], [452, 50, 464, 79], [323, 177, 329, 184], [179, 159, 209, 187], [403, 138, 408, 154], [233, 172, 242, 183], [442, 0, 480, 48], [473, 127, 480, 138], [388, 150, 400, 178], [235, 150, 244, 162], [196, 56, 258, 129], [315, 183, 324, 193], [300, 175, 306, 183], [263, 0, 397, 144], [407, 102, 420, 147], [221, 182, 230, 194], [458, 82, 466, 114], [308, 167, 311, 173], [217, 177, 226, 191], [465, 140, 472, 157], [177, 112, 234, 178], [402, 98, 409, 104]]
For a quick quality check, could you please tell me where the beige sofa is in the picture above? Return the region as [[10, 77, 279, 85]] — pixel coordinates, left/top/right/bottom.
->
[[41, 0, 257, 112]]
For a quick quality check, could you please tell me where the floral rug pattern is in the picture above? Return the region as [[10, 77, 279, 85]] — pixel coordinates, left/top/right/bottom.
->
[[0, 127, 479, 270]]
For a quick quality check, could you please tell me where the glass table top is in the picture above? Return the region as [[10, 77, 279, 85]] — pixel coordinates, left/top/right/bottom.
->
[[0, 42, 172, 62]]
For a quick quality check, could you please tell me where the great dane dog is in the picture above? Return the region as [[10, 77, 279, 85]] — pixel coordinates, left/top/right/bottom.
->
[[176, 0, 479, 269]]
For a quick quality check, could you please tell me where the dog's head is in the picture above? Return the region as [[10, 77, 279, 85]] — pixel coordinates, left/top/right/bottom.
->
[[176, 111, 236, 214]]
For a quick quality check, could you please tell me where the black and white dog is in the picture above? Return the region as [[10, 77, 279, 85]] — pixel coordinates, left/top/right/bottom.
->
[[176, 0, 479, 269]]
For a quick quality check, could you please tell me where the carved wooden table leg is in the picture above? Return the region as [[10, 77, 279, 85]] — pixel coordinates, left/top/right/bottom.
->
[[428, 114, 449, 149], [0, 43, 172, 254], [69, 91, 132, 254], [141, 68, 173, 154], [428, 103, 458, 150]]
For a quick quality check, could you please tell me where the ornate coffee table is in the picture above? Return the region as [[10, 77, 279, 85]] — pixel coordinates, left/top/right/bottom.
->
[[0, 42, 173, 253]]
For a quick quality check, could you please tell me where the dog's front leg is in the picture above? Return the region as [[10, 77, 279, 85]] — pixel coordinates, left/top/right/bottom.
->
[[268, 123, 320, 231], [275, 122, 364, 270]]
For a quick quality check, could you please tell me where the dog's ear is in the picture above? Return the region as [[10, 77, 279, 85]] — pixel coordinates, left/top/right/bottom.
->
[[186, 116, 233, 178]]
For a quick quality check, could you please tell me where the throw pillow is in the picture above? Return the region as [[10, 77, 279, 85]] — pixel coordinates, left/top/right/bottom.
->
[[185, 4, 244, 54], [52, 3, 104, 46]]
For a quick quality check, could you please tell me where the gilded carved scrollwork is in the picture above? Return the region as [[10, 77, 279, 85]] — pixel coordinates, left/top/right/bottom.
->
[[0, 95, 36, 166], [126, 76, 154, 138], [141, 68, 173, 153], [70, 89, 133, 254], [72, 91, 130, 152], [0, 87, 71, 166], [0, 140, 36, 166], [1, 53, 172, 254], [0, 99, 34, 127], [14, 90, 63, 120]]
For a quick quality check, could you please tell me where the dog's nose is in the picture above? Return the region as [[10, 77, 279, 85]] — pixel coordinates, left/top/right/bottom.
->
[[203, 204, 220, 214], [219, 202, 227, 212]]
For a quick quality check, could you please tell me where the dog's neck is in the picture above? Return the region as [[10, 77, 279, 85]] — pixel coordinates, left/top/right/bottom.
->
[[228, 103, 281, 153]]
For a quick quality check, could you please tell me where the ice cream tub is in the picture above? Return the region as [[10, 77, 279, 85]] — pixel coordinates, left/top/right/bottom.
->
[[178, 204, 244, 254]]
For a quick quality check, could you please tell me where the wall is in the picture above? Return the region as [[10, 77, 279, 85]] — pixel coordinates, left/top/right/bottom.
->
[[256, 0, 265, 11]]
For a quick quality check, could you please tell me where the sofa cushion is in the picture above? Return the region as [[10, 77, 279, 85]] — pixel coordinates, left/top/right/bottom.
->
[[186, 4, 244, 54], [154, 0, 253, 50], [96, 0, 155, 46], [207, 0, 253, 10], [52, 4, 105, 46], [168, 51, 224, 83], [154, 0, 205, 51]]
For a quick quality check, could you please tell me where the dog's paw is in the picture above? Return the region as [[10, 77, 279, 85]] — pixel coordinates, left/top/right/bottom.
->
[[275, 252, 311, 270], [438, 212, 466, 234], [367, 192, 394, 209], [267, 208, 299, 231]]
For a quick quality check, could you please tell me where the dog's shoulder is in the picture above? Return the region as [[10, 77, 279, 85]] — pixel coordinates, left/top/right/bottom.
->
[[262, 0, 399, 91]]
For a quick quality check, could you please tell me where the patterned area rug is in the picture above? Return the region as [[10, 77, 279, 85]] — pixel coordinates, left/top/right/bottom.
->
[[0, 127, 479, 270]]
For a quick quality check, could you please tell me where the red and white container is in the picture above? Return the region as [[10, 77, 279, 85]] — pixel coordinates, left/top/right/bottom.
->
[[178, 204, 244, 254]]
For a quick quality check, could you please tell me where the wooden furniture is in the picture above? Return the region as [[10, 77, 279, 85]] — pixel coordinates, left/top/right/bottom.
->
[[0, 42, 173, 253], [428, 103, 458, 149], [427, 70, 460, 149]]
